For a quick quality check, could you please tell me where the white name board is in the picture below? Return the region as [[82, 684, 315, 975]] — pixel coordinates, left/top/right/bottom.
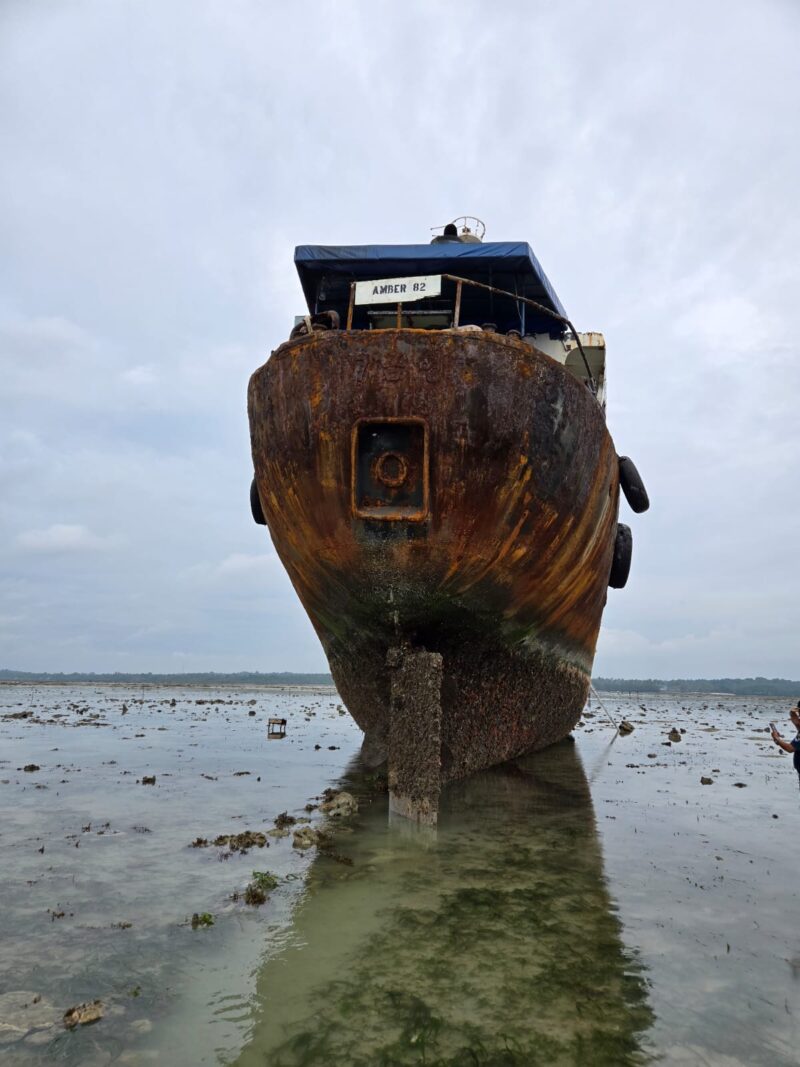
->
[[354, 274, 442, 306]]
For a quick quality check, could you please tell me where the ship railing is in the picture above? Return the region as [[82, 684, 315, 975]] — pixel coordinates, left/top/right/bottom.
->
[[345, 272, 597, 394]]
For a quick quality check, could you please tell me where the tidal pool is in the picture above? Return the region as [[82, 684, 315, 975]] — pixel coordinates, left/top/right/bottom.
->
[[1, 686, 798, 1065]]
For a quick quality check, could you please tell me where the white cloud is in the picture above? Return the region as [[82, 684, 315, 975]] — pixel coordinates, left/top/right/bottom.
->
[[674, 295, 784, 361], [216, 552, 277, 576], [16, 523, 114, 554], [121, 364, 159, 387]]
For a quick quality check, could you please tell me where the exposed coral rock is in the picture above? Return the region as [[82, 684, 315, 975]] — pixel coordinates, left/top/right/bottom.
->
[[319, 791, 358, 818], [63, 1000, 103, 1029], [292, 826, 324, 850]]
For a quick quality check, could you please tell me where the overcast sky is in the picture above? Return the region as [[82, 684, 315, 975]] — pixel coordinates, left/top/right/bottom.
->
[[1, 0, 799, 678]]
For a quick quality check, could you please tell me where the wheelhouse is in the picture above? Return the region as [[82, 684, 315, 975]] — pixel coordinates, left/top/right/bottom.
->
[[292, 227, 606, 405]]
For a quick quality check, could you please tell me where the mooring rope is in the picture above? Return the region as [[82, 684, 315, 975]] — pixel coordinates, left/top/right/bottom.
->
[[589, 683, 620, 733]]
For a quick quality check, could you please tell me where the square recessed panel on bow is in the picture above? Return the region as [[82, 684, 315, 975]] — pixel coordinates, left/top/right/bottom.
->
[[351, 418, 429, 521]]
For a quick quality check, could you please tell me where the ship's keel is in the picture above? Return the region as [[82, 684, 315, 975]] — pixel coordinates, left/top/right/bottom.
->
[[386, 647, 443, 826]]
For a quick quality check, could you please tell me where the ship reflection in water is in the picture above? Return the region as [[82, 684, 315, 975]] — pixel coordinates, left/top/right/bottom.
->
[[236, 741, 653, 1066]]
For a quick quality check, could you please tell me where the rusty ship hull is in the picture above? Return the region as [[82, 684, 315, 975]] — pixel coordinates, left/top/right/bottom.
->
[[249, 326, 620, 804]]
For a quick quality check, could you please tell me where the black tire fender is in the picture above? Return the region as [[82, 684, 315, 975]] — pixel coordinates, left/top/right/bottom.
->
[[618, 456, 649, 513], [250, 477, 267, 526], [608, 523, 632, 589]]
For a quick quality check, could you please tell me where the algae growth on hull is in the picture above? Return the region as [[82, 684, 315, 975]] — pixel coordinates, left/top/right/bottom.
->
[[235, 742, 653, 1067]]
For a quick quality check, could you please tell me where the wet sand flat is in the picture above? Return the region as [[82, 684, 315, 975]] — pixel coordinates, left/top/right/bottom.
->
[[579, 692, 799, 1065], [0, 686, 798, 1065], [0, 683, 361, 1065]]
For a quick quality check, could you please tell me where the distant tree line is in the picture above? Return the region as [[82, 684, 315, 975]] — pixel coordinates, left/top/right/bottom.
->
[[592, 677, 800, 697], [2, 669, 798, 697], [0, 669, 334, 686]]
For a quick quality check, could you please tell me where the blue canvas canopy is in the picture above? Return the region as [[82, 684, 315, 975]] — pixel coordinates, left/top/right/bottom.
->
[[294, 242, 569, 335]]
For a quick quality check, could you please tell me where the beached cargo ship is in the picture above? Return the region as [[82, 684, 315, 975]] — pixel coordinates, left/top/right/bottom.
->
[[248, 218, 648, 823]]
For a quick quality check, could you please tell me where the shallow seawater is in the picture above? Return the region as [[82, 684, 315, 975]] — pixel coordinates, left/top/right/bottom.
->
[[1, 687, 798, 1065], [236, 744, 652, 1066], [0, 684, 361, 1065]]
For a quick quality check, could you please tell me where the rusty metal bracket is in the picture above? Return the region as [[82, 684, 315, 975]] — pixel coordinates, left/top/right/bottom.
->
[[346, 281, 356, 330]]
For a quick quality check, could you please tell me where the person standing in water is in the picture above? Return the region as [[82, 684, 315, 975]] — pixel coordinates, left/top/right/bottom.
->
[[770, 701, 800, 788]]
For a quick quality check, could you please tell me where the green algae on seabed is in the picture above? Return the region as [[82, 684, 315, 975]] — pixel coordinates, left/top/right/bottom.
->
[[235, 742, 653, 1066]]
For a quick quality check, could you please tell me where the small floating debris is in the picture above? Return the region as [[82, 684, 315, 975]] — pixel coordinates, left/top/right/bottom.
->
[[700, 776, 714, 785], [190, 913, 214, 929], [141, 775, 156, 785], [267, 717, 287, 739], [668, 728, 682, 742], [618, 720, 634, 735]]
